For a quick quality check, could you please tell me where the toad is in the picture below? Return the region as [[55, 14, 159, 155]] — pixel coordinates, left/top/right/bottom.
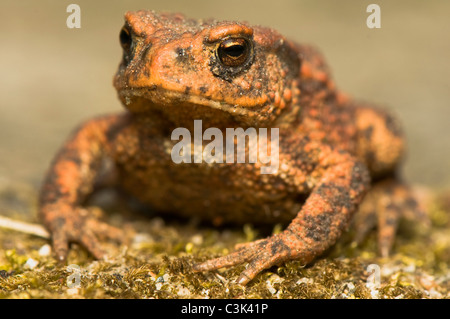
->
[[39, 11, 424, 285]]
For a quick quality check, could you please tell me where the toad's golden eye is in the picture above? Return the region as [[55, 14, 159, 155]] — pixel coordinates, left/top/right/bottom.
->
[[119, 26, 132, 52], [217, 38, 250, 67]]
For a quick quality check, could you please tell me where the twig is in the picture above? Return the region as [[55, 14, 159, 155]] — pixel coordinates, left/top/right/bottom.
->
[[0, 215, 50, 239]]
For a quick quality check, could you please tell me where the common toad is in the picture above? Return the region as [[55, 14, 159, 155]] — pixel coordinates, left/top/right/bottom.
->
[[39, 11, 424, 285]]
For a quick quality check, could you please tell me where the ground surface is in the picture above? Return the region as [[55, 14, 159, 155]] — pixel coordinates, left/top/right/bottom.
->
[[1, 0, 449, 299], [1, 181, 450, 299]]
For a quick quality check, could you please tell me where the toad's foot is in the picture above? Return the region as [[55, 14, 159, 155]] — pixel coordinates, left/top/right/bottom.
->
[[193, 230, 317, 285], [353, 179, 429, 257], [40, 204, 125, 262]]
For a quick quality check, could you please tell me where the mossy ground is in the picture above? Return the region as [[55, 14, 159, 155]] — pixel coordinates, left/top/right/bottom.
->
[[1, 181, 450, 299]]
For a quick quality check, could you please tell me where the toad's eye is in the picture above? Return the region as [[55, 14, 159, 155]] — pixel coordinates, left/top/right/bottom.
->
[[119, 26, 132, 52], [217, 38, 250, 67]]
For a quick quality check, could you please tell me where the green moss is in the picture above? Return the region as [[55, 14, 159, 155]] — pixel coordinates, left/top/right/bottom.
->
[[1, 183, 450, 298]]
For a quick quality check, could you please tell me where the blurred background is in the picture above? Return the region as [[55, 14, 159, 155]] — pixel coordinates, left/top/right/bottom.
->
[[0, 0, 449, 190]]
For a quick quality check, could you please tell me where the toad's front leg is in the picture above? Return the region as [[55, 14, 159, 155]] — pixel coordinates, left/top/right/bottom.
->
[[39, 114, 126, 262], [193, 142, 370, 285]]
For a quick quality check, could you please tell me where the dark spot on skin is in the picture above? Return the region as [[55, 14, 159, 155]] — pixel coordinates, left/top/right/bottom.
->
[[386, 217, 397, 226], [142, 67, 150, 78], [363, 126, 374, 141], [304, 213, 333, 242], [199, 86, 208, 94], [316, 183, 353, 211], [383, 206, 399, 226], [63, 152, 83, 167], [175, 47, 191, 65], [276, 40, 301, 79], [140, 44, 151, 77], [130, 68, 140, 82], [174, 46, 198, 73], [270, 237, 291, 256], [384, 113, 403, 137], [175, 47, 184, 55], [405, 197, 419, 210], [300, 79, 329, 97], [349, 162, 371, 195], [55, 217, 66, 228], [184, 86, 191, 95], [279, 135, 318, 176], [105, 115, 130, 143], [140, 44, 151, 64]]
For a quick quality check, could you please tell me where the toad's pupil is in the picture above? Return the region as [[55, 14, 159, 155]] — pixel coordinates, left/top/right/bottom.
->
[[224, 44, 245, 57], [218, 38, 249, 67]]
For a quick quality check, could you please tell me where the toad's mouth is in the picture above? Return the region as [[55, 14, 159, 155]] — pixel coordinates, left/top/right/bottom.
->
[[117, 87, 266, 127]]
